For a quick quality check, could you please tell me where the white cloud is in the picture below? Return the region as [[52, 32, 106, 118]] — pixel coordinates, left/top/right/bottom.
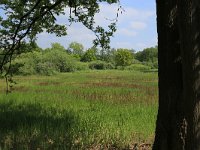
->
[[117, 7, 155, 23], [116, 28, 137, 37], [94, 4, 155, 26], [130, 21, 147, 30], [37, 24, 96, 49], [66, 25, 95, 42], [36, 2, 157, 51]]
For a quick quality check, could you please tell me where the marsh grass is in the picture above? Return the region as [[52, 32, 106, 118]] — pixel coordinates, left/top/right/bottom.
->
[[0, 70, 158, 149]]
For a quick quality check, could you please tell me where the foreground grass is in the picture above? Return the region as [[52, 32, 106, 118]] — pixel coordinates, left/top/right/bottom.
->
[[0, 70, 158, 149]]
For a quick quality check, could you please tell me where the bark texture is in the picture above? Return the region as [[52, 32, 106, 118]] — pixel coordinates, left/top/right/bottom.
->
[[178, 1, 200, 149], [153, 0, 200, 149]]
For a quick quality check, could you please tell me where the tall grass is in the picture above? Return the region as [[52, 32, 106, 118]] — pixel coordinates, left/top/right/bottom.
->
[[0, 70, 158, 149]]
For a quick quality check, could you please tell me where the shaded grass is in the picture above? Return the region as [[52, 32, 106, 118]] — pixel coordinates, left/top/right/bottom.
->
[[0, 70, 158, 149]]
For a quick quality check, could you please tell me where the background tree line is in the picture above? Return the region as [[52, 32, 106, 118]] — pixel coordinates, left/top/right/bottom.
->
[[2, 41, 158, 76]]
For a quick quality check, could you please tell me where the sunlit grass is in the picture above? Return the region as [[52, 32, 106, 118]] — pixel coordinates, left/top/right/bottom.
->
[[0, 70, 158, 149]]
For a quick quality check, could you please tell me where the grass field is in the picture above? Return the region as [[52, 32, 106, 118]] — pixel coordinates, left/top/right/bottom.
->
[[0, 70, 158, 149]]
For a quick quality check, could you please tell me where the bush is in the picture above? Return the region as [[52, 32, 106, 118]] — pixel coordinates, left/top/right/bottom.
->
[[68, 42, 84, 58], [10, 51, 40, 75], [114, 49, 133, 67], [18, 62, 37, 75], [81, 48, 97, 62], [116, 66, 125, 70], [142, 61, 158, 69], [74, 62, 89, 71], [152, 61, 158, 69], [135, 47, 158, 62], [132, 58, 141, 64], [9, 63, 24, 75], [10, 48, 89, 75], [124, 64, 151, 72], [36, 62, 57, 76], [89, 61, 114, 70], [43, 49, 74, 72]]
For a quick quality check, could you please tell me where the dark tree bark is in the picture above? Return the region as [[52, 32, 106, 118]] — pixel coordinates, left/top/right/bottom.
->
[[153, 0, 183, 149], [178, 1, 200, 149], [154, 0, 200, 149]]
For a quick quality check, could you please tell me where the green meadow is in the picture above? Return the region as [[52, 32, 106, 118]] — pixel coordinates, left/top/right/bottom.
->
[[0, 70, 158, 149]]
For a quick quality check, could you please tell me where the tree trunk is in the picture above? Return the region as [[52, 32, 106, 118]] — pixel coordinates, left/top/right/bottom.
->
[[154, 0, 200, 149], [153, 0, 184, 149], [178, 1, 200, 149]]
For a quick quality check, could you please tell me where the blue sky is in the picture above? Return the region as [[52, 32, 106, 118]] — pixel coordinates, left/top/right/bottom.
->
[[36, 0, 157, 51]]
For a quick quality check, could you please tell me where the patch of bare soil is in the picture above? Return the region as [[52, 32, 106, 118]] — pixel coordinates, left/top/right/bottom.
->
[[36, 82, 62, 86], [87, 143, 152, 150], [10, 86, 30, 92]]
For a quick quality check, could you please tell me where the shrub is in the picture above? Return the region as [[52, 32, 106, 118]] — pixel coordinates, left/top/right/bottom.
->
[[18, 62, 37, 75], [114, 49, 133, 67], [89, 61, 114, 70], [135, 47, 158, 63], [74, 62, 89, 71], [68, 42, 84, 58], [43, 49, 72, 72], [142, 61, 158, 69], [11, 51, 41, 75], [81, 48, 97, 62], [132, 58, 141, 64], [10, 48, 89, 75], [36, 62, 57, 76], [124, 64, 151, 72], [9, 63, 24, 75], [152, 60, 158, 69], [116, 66, 125, 70]]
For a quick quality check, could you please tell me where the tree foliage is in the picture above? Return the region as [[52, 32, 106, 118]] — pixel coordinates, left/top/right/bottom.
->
[[50, 43, 66, 52], [0, 0, 121, 75], [68, 42, 84, 58], [6, 41, 158, 78], [89, 60, 114, 70], [10, 44, 88, 75], [135, 46, 158, 63], [81, 47, 97, 62], [114, 48, 133, 66], [134, 46, 158, 69]]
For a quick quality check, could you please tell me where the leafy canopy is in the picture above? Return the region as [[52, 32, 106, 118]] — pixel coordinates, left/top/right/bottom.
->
[[68, 42, 84, 58], [135, 46, 158, 63], [114, 48, 133, 67], [81, 47, 97, 62]]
